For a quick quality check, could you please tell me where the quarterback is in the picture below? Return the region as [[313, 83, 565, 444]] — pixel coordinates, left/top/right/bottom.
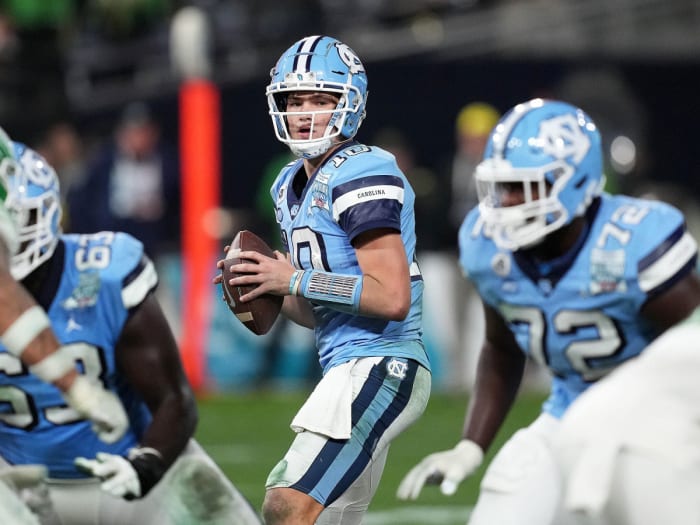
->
[[218, 35, 431, 524]]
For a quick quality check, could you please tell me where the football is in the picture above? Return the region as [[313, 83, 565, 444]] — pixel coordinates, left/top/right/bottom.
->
[[221, 230, 283, 335]]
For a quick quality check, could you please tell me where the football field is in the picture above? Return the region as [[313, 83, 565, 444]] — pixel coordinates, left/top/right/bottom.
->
[[195, 389, 546, 524]]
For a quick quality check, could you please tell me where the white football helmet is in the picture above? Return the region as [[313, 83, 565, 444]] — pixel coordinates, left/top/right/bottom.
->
[[475, 98, 605, 250], [266, 35, 368, 159], [0, 127, 21, 255], [4, 143, 62, 280]]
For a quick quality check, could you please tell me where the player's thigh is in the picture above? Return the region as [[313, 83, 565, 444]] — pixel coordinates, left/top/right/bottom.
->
[[316, 446, 389, 525], [45, 480, 103, 525], [468, 414, 561, 525], [266, 358, 430, 507]]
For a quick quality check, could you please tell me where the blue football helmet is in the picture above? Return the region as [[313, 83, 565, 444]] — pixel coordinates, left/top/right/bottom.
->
[[475, 98, 604, 250], [266, 35, 368, 159], [4, 143, 62, 279]]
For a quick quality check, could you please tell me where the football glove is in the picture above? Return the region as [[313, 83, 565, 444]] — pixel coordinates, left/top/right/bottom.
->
[[0, 465, 56, 521], [0, 465, 47, 491], [396, 439, 484, 500], [62, 375, 129, 444], [75, 448, 166, 500]]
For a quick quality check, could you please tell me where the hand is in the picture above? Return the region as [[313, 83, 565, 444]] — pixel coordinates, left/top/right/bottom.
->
[[396, 440, 484, 500], [63, 376, 129, 444], [228, 250, 294, 300], [0, 465, 47, 491], [75, 453, 141, 499], [75, 447, 166, 500], [0, 465, 55, 520]]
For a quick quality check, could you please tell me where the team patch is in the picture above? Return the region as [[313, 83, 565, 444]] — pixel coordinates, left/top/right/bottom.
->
[[590, 248, 627, 294], [309, 181, 330, 212], [62, 272, 101, 309]]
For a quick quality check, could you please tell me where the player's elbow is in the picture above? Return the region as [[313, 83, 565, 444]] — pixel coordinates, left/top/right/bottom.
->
[[383, 291, 411, 321]]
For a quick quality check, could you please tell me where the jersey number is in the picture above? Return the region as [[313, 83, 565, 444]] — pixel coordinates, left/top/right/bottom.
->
[[0, 343, 106, 430], [288, 227, 331, 271], [501, 305, 623, 381]]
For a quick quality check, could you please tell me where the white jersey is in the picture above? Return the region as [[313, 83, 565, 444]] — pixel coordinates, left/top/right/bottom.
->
[[554, 317, 700, 524]]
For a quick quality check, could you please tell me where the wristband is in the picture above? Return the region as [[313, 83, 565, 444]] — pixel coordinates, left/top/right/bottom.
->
[[1, 306, 51, 357], [29, 348, 75, 383], [127, 447, 167, 499], [288, 270, 304, 296], [298, 269, 363, 313]]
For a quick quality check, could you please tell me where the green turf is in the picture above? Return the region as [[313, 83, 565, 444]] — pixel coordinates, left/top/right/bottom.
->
[[195, 389, 546, 524]]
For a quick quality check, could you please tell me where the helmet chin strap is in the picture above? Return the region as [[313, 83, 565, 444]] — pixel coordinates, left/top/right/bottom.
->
[[288, 137, 333, 159]]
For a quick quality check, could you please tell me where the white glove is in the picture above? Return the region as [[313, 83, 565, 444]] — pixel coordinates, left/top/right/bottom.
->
[[0, 465, 47, 491], [397, 439, 484, 500], [75, 453, 141, 499], [63, 376, 129, 444], [0, 465, 56, 521]]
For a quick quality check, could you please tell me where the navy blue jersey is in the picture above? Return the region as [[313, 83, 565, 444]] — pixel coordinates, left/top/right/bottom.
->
[[459, 194, 697, 417], [0, 232, 156, 477], [270, 142, 428, 373]]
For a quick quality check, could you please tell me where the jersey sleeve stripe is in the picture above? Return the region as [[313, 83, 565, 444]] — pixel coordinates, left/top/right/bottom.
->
[[122, 258, 158, 309], [638, 231, 698, 293], [638, 223, 684, 271], [332, 175, 404, 221]]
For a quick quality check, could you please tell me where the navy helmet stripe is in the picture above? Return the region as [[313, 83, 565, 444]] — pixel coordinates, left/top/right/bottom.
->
[[293, 35, 322, 73]]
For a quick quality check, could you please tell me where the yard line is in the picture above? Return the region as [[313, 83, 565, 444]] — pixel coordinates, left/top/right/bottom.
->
[[365, 505, 471, 524], [202, 444, 258, 464]]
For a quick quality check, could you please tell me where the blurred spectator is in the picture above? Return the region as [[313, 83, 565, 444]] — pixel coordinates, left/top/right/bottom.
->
[[36, 122, 85, 192], [81, 0, 173, 42], [444, 102, 500, 392], [35, 121, 87, 231], [0, 1, 75, 140], [67, 101, 180, 258], [448, 101, 500, 233], [373, 126, 447, 251]]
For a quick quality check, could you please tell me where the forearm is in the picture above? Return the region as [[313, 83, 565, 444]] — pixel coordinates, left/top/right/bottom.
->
[[462, 340, 525, 452], [282, 294, 315, 328], [0, 273, 77, 390], [138, 389, 198, 467]]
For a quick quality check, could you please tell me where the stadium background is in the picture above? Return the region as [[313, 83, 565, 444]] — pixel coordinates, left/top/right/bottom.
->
[[1, 0, 698, 522]]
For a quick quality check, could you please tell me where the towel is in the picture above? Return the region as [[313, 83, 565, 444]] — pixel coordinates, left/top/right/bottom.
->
[[290, 359, 357, 440]]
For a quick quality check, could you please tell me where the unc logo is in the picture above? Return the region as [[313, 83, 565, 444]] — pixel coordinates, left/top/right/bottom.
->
[[537, 114, 591, 164], [335, 43, 364, 74], [386, 358, 408, 380], [21, 150, 56, 188]]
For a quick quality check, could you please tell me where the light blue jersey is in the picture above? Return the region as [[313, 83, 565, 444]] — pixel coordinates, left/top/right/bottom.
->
[[0, 232, 157, 478], [270, 141, 428, 373], [460, 194, 698, 418]]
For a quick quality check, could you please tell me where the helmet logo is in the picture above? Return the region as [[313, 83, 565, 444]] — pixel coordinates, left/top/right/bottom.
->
[[24, 153, 55, 188], [538, 114, 590, 164], [335, 43, 364, 74]]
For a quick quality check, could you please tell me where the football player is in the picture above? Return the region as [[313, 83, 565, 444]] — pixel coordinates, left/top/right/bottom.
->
[[0, 127, 129, 523], [0, 143, 262, 524], [554, 312, 700, 525], [396, 98, 700, 524], [216, 35, 431, 524]]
